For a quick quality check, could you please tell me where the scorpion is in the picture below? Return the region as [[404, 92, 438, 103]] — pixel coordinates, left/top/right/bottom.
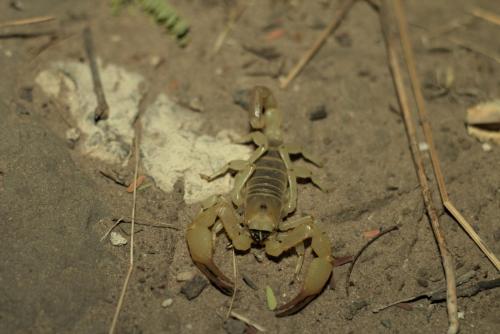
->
[[186, 86, 334, 317]]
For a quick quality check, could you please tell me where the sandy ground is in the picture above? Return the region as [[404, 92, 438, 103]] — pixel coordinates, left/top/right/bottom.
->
[[1, 0, 499, 333]]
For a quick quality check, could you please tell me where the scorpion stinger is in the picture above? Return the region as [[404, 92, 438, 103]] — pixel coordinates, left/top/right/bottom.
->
[[187, 86, 333, 317]]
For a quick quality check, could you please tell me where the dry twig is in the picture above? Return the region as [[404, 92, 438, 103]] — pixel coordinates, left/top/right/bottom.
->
[[229, 311, 266, 332], [279, 0, 357, 89], [108, 139, 140, 334], [372, 270, 477, 312], [471, 7, 500, 26], [346, 225, 399, 295], [393, 0, 500, 270], [226, 248, 238, 318], [0, 15, 55, 29], [379, 1, 458, 332], [83, 26, 109, 122], [111, 217, 179, 230]]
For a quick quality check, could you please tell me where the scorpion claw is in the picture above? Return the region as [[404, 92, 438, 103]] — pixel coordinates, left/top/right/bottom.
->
[[275, 257, 333, 317], [194, 260, 234, 295], [275, 293, 316, 317]]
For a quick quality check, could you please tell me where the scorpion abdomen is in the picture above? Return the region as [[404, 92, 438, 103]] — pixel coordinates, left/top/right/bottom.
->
[[245, 148, 287, 220]]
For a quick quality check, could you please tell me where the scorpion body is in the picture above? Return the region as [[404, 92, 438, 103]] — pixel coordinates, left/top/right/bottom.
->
[[187, 86, 333, 317]]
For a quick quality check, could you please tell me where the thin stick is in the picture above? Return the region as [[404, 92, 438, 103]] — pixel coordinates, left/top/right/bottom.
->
[[346, 225, 399, 295], [226, 248, 237, 319], [471, 7, 500, 26], [279, 0, 357, 89], [393, 0, 500, 270], [230, 311, 266, 332], [379, 2, 458, 333], [111, 218, 179, 230], [0, 16, 55, 29], [108, 139, 140, 334], [446, 36, 500, 65], [212, 4, 247, 54], [83, 26, 109, 122], [372, 270, 477, 313], [100, 217, 125, 242]]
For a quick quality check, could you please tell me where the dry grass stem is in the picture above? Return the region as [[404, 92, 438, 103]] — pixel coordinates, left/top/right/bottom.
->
[[230, 311, 266, 332], [111, 217, 179, 230], [226, 248, 237, 319], [108, 139, 140, 334], [380, 1, 458, 332], [346, 225, 399, 295], [393, 0, 500, 270], [471, 7, 500, 26], [279, 0, 357, 89], [100, 217, 125, 242], [0, 15, 55, 29], [212, 4, 248, 54]]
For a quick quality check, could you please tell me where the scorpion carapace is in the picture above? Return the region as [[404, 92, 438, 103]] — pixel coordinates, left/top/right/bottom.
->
[[186, 86, 333, 317]]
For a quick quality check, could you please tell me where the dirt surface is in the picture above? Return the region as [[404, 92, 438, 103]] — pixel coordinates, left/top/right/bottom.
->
[[1, 1, 499, 333]]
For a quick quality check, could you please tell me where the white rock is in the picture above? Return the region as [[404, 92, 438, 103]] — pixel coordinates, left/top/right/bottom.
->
[[161, 298, 173, 308], [35, 60, 145, 164], [419, 142, 429, 151], [482, 142, 492, 152], [141, 94, 251, 204], [458, 311, 465, 319], [176, 271, 196, 282], [110, 231, 128, 246]]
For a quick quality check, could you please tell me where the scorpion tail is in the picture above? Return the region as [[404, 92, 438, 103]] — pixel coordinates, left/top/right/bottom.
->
[[250, 86, 278, 129]]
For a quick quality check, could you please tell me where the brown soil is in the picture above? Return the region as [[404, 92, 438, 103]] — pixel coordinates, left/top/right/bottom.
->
[[1, 1, 499, 333]]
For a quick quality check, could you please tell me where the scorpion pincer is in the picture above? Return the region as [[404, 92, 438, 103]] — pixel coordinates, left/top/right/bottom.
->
[[186, 86, 333, 317]]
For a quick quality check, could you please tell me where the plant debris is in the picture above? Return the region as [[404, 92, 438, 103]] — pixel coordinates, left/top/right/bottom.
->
[[265, 286, 277, 311]]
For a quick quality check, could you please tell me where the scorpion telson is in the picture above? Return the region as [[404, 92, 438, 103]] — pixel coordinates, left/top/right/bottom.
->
[[187, 86, 332, 317]]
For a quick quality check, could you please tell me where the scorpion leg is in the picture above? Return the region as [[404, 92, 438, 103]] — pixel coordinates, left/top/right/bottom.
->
[[186, 197, 252, 295], [292, 165, 327, 191], [279, 216, 313, 281], [278, 147, 298, 215], [285, 144, 324, 167], [265, 216, 333, 317], [230, 164, 255, 206], [200, 159, 248, 181]]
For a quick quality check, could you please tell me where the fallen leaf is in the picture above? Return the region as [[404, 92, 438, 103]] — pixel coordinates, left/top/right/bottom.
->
[[363, 228, 381, 239], [266, 28, 285, 41], [127, 175, 145, 193], [265, 286, 277, 311]]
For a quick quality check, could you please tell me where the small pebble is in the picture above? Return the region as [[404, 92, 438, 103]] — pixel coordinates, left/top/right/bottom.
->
[[110, 35, 122, 43], [188, 96, 204, 112], [232, 89, 250, 110], [110, 231, 127, 246], [149, 55, 163, 68], [419, 142, 429, 151], [176, 271, 196, 282], [223, 318, 247, 334], [66, 128, 81, 148], [493, 228, 500, 242], [458, 311, 465, 319], [161, 298, 173, 308], [181, 275, 209, 300], [242, 273, 258, 290], [19, 86, 33, 102], [381, 319, 392, 329], [345, 300, 368, 320], [4, 50, 13, 57], [308, 104, 328, 121], [482, 142, 492, 152], [417, 278, 429, 288], [335, 32, 352, 47]]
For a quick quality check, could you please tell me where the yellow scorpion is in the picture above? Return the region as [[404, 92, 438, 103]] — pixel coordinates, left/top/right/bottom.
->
[[186, 86, 333, 317]]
